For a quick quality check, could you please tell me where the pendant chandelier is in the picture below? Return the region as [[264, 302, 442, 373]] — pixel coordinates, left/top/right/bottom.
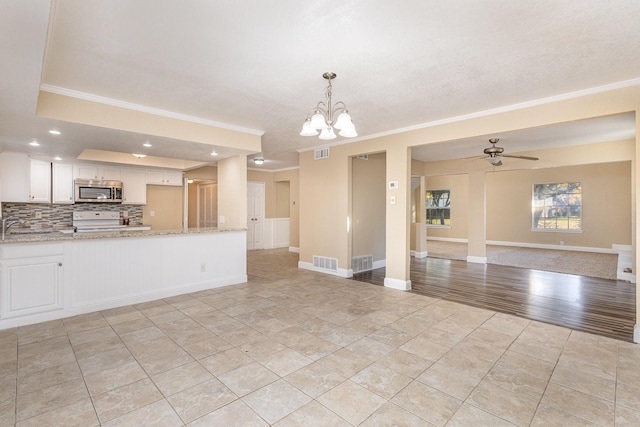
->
[[300, 72, 357, 140]]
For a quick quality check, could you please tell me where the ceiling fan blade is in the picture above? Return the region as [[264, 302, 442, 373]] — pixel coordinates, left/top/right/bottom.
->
[[502, 154, 539, 161]]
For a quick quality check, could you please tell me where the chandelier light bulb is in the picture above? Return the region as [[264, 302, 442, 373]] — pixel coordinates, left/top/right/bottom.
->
[[339, 126, 357, 138], [319, 126, 337, 140], [333, 112, 352, 130], [310, 112, 326, 129], [300, 119, 319, 136]]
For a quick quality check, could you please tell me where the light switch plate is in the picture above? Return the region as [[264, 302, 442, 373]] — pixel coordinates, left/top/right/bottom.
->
[[388, 180, 398, 189]]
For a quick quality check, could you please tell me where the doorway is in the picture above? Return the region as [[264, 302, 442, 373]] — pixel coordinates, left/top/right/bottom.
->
[[186, 178, 217, 229], [247, 181, 265, 250], [197, 182, 217, 227]]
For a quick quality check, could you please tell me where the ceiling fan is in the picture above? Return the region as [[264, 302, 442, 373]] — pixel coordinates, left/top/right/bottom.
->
[[483, 138, 538, 166]]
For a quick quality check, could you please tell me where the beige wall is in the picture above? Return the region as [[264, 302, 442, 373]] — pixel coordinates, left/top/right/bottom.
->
[[185, 166, 217, 180], [415, 152, 633, 249], [300, 148, 351, 268], [275, 181, 290, 218], [426, 174, 469, 240], [352, 153, 386, 262], [218, 155, 247, 229], [143, 185, 183, 229], [486, 162, 632, 248], [298, 84, 639, 286], [274, 168, 300, 249]]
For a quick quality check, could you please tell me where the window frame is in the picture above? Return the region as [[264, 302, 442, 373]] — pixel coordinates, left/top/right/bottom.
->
[[426, 189, 451, 228], [531, 181, 583, 233]]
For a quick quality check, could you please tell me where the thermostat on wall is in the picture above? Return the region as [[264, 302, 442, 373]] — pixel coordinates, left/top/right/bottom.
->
[[388, 180, 398, 189]]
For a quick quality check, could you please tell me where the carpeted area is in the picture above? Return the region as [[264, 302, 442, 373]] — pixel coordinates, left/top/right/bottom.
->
[[426, 241, 619, 280]]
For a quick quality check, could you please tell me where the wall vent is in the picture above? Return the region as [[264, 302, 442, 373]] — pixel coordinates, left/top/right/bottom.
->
[[314, 148, 330, 160], [355, 154, 369, 160], [352, 255, 374, 273], [313, 255, 338, 272]]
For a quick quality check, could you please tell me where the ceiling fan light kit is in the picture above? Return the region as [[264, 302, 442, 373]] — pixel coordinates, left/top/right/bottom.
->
[[300, 72, 357, 140], [483, 138, 538, 166]]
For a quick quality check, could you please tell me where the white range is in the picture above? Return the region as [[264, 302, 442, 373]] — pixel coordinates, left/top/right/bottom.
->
[[68, 211, 150, 233]]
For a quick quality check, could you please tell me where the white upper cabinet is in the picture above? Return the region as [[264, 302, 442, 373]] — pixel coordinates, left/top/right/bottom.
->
[[147, 170, 183, 186], [52, 163, 74, 204], [74, 165, 122, 181], [29, 159, 51, 203], [122, 169, 147, 204], [0, 153, 50, 203]]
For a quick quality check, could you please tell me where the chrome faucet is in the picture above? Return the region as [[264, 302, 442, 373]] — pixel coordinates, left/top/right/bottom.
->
[[1, 216, 20, 241]]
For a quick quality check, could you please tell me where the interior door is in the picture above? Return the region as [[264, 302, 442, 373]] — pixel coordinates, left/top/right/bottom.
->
[[247, 182, 265, 250], [197, 182, 217, 227]]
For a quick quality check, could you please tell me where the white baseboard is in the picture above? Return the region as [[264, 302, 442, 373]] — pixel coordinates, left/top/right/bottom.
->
[[384, 277, 411, 290], [467, 256, 487, 264], [427, 237, 468, 243], [373, 259, 386, 269], [411, 251, 428, 259], [298, 261, 352, 278], [612, 244, 633, 253], [486, 240, 616, 254], [289, 246, 299, 253], [427, 237, 622, 255]]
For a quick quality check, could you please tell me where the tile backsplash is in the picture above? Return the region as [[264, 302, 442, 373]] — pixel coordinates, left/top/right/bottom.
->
[[1, 203, 144, 230]]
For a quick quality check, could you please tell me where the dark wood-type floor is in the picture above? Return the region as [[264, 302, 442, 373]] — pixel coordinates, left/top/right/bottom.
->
[[352, 256, 636, 342]]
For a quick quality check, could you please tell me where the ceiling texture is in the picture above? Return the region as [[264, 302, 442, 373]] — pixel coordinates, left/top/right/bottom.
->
[[1, 0, 639, 170]]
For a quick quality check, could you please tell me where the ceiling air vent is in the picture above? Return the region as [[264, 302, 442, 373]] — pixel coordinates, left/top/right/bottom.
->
[[314, 148, 330, 160]]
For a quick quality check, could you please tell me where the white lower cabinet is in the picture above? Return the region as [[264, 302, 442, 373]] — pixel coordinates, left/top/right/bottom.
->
[[1, 255, 64, 319]]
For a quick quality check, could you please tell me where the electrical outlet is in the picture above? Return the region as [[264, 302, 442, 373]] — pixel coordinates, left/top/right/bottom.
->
[[34, 211, 42, 219], [150, 211, 155, 217], [200, 263, 206, 272], [122, 210, 128, 218], [390, 196, 396, 205], [219, 215, 225, 224]]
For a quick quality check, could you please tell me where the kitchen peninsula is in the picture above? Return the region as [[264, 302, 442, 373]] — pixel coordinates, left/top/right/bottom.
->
[[0, 228, 247, 330]]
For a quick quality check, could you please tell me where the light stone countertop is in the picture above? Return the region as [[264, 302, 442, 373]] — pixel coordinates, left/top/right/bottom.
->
[[0, 227, 246, 244]]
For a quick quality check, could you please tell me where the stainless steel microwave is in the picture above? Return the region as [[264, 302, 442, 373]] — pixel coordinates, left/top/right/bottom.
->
[[74, 179, 123, 203]]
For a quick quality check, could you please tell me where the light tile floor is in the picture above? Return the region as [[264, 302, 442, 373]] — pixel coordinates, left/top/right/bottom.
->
[[1, 248, 640, 426]]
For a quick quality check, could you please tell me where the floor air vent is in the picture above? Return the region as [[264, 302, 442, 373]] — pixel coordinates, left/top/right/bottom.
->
[[352, 255, 373, 273], [314, 148, 330, 160], [313, 255, 338, 272]]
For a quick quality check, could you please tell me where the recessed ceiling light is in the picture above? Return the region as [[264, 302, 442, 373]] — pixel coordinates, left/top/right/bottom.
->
[[49, 130, 61, 135], [211, 151, 218, 156], [29, 141, 40, 146], [143, 142, 152, 147], [54, 156, 62, 161], [254, 158, 264, 165], [132, 153, 146, 158]]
